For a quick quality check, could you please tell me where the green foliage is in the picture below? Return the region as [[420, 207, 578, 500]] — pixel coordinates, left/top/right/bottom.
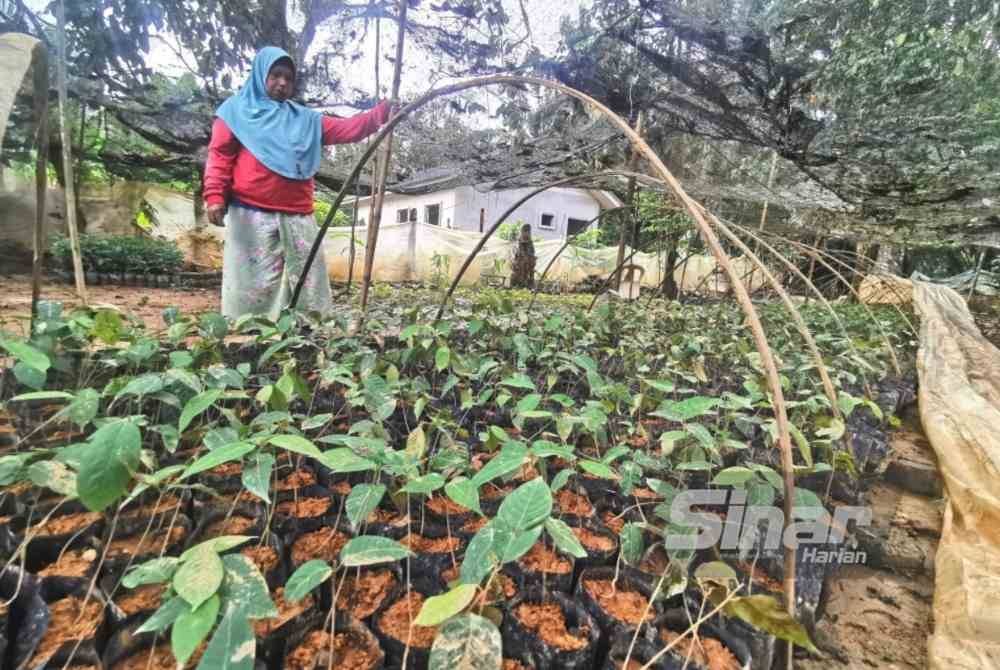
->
[[50, 234, 184, 275]]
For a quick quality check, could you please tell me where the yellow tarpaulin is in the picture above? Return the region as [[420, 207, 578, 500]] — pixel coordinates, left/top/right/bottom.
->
[[914, 282, 1000, 668]]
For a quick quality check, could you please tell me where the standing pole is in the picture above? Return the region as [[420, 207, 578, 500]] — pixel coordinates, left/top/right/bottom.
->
[[614, 112, 643, 288], [30, 43, 50, 329], [359, 0, 407, 315], [55, 0, 88, 305], [967, 248, 986, 301]]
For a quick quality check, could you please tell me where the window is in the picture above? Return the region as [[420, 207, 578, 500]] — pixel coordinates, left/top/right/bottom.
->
[[567, 217, 589, 236], [539, 213, 556, 230], [425, 203, 441, 226], [396, 208, 417, 223]]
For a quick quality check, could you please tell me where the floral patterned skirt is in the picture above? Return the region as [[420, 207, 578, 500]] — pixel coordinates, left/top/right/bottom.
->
[[221, 204, 332, 320]]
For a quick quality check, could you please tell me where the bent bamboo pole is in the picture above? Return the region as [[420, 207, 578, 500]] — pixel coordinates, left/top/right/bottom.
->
[[291, 77, 799, 618], [30, 43, 49, 328]]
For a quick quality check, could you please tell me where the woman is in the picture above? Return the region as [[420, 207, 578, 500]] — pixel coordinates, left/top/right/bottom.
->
[[204, 46, 390, 319]]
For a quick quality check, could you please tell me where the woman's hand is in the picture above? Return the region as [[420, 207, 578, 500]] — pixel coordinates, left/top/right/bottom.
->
[[207, 204, 227, 227]]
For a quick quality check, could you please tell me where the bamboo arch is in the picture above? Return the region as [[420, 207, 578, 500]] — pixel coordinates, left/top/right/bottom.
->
[[290, 74, 800, 616]]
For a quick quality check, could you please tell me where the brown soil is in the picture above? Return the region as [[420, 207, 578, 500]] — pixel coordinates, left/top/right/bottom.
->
[[38, 547, 99, 578], [276, 497, 332, 518], [514, 602, 589, 651], [426, 495, 469, 516], [277, 470, 317, 490], [107, 524, 187, 558], [366, 508, 408, 526], [121, 494, 185, 519], [461, 515, 490, 534], [377, 591, 438, 649], [399, 533, 461, 554], [502, 660, 531, 670], [440, 565, 517, 604], [330, 481, 352, 495], [254, 587, 314, 637], [30, 511, 102, 537], [736, 561, 784, 594], [554, 489, 594, 516], [571, 526, 615, 551], [639, 546, 671, 577], [115, 583, 165, 616], [286, 629, 381, 670], [30, 596, 103, 666], [207, 461, 243, 477], [630, 487, 660, 500], [518, 542, 572, 575], [618, 661, 643, 670], [242, 545, 280, 575], [291, 527, 351, 566], [481, 484, 515, 501], [602, 510, 626, 534], [582, 578, 653, 625], [204, 515, 256, 539], [336, 569, 398, 620], [660, 630, 740, 670], [113, 642, 206, 670]]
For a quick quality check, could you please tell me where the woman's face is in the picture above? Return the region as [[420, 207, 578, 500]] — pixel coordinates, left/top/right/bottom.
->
[[266, 61, 295, 102]]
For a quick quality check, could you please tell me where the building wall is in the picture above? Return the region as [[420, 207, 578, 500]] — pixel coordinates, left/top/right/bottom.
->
[[353, 190, 459, 229], [452, 186, 602, 241]]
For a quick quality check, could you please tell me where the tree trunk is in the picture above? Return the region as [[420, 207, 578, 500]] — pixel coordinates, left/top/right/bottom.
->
[[661, 233, 681, 300]]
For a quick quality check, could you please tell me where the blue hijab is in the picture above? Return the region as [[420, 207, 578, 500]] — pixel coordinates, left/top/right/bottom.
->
[[216, 47, 323, 180]]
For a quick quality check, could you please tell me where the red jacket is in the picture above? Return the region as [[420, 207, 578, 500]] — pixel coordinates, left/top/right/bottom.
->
[[203, 101, 389, 215]]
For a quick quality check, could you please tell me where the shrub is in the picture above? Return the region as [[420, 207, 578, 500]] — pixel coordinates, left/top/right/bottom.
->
[[50, 234, 185, 275]]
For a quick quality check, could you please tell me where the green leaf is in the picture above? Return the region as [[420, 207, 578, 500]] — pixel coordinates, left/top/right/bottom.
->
[[173, 594, 220, 667], [345, 483, 387, 530], [428, 614, 502, 670], [117, 373, 165, 399], [471, 442, 527, 487], [0, 455, 28, 486], [199, 313, 229, 339], [747, 482, 776, 506], [792, 488, 827, 520], [684, 423, 715, 450], [620, 523, 644, 565], [531, 441, 575, 461], [790, 424, 812, 467], [497, 478, 552, 533], [77, 419, 142, 512], [13, 362, 45, 390], [415, 584, 478, 626], [752, 464, 784, 489], [653, 396, 718, 422], [0, 338, 51, 372], [401, 473, 446, 495], [179, 389, 223, 433], [445, 478, 482, 516], [316, 448, 376, 474], [544, 518, 587, 558], [675, 460, 714, 471], [136, 596, 189, 634], [500, 373, 535, 391], [241, 453, 274, 504], [515, 393, 542, 414], [196, 604, 256, 670], [579, 459, 618, 480], [180, 442, 256, 480], [268, 434, 322, 458], [123, 557, 180, 589], [173, 546, 224, 609], [550, 468, 573, 492], [9, 391, 73, 402], [220, 555, 277, 619], [181, 536, 254, 562], [92, 309, 123, 344], [497, 525, 543, 563], [713, 466, 755, 486], [816, 418, 846, 442], [27, 460, 77, 497], [436, 346, 451, 372], [67, 389, 100, 428], [284, 560, 333, 603], [723, 595, 819, 653], [460, 524, 498, 585], [340, 536, 413, 567]]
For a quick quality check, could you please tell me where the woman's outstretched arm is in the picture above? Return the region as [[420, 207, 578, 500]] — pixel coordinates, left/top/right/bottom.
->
[[322, 101, 392, 145]]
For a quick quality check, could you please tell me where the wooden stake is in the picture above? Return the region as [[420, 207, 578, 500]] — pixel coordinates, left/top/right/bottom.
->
[[359, 0, 408, 315], [614, 112, 643, 288], [55, 0, 88, 305], [30, 43, 50, 329]]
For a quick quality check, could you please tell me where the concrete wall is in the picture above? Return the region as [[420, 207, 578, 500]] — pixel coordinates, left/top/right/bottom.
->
[[453, 186, 601, 241], [354, 190, 460, 230]]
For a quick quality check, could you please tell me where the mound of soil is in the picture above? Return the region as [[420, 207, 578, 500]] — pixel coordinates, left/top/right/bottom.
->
[[571, 526, 615, 551], [518, 542, 572, 575], [30, 596, 103, 665], [286, 629, 381, 670], [582, 578, 653, 625], [366, 508, 408, 526], [113, 642, 205, 669], [121, 494, 185, 519], [207, 462, 242, 477], [30, 511, 102, 537], [554, 489, 593, 516], [426, 495, 469, 517], [276, 497, 331, 519], [502, 660, 531, 670], [38, 548, 98, 578], [660, 629, 741, 670], [377, 591, 438, 649], [602, 510, 626, 534], [242, 545, 280, 575], [203, 515, 256, 539], [514, 602, 589, 651], [114, 583, 165, 617], [254, 587, 314, 637], [107, 525, 187, 558], [276, 470, 317, 491], [336, 569, 398, 619], [460, 516, 490, 534], [399, 533, 461, 554], [291, 527, 350, 566]]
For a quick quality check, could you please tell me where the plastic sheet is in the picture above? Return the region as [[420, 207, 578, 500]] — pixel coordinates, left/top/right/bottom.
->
[[913, 282, 1000, 668]]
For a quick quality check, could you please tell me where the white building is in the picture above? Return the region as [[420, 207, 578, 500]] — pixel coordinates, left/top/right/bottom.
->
[[349, 168, 622, 241]]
